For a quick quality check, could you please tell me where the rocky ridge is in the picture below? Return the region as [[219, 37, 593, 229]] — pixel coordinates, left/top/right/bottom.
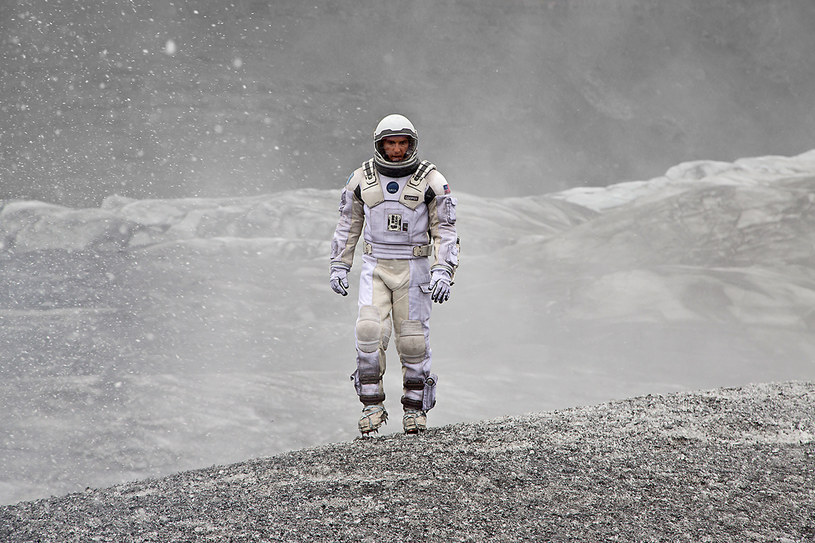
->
[[2, 381, 813, 542]]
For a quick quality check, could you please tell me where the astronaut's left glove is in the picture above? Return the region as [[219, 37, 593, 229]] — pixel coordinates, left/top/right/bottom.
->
[[429, 267, 452, 304]]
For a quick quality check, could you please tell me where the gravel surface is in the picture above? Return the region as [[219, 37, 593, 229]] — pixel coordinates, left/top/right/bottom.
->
[[2, 381, 814, 542]]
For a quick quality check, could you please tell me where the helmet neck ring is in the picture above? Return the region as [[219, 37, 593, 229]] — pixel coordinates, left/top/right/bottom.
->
[[373, 155, 420, 177]]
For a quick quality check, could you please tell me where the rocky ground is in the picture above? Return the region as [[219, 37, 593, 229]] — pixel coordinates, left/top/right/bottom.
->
[[2, 381, 814, 542]]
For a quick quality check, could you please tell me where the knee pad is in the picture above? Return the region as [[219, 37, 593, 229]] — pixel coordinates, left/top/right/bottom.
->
[[355, 305, 381, 353], [397, 320, 426, 364]]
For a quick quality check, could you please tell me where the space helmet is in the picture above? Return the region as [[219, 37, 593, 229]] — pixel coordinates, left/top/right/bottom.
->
[[373, 114, 420, 177]]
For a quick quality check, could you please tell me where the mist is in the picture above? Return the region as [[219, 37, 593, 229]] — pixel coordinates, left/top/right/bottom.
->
[[2, 0, 815, 507], [2, 149, 815, 504], [3, 0, 815, 206]]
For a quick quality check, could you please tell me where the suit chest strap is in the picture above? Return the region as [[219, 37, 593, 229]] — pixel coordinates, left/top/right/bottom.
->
[[359, 159, 436, 210]]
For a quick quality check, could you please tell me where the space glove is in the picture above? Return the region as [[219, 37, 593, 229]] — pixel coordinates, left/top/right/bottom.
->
[[330, 265, 350, 296], [429, 267, 452, 304]]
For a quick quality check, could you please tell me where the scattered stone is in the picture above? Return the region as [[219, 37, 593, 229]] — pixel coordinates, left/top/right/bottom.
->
[[2, 382, 813, 542]]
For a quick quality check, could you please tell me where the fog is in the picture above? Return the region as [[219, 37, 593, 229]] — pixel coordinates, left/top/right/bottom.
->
[[2, 0, 815, 507], [3, 1, 815, 206], [2, 150, 815, 504]]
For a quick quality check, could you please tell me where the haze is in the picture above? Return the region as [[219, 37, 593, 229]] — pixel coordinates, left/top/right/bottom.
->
[[2, 149, 814, 504], [2, 0, 815, 507], [2, 1, 815, 206]]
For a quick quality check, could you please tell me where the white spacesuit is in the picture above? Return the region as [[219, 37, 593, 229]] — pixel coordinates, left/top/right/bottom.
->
[[329, 114, 459, 434]]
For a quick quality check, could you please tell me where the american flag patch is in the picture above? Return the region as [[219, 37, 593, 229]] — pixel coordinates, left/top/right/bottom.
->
[[443, 184, 450, 194]]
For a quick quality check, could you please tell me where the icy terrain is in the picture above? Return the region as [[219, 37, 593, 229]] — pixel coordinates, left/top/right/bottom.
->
[[2, 150, 815, 505]]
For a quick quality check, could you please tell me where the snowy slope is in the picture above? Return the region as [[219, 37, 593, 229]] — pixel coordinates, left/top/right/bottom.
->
[[538, 152, 815, 326], [2, 150, 815, 504]]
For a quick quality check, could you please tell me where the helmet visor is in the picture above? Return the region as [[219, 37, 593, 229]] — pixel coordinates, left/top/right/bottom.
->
[[375, 135, 417, 163]]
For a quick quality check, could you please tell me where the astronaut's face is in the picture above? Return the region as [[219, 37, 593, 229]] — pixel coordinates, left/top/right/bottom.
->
[[381, 136, 410, 162]]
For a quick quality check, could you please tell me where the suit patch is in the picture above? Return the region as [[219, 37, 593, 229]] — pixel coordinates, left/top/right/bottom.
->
[[443, 184, 450, 194], [404, 194, 419, 201], [386, 181, 400, 194], [387, 214, 403, 231]]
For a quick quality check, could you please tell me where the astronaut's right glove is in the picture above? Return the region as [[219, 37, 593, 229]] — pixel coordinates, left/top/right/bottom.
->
[[429, 267, 452, 304], [330, 265, 350, 296]]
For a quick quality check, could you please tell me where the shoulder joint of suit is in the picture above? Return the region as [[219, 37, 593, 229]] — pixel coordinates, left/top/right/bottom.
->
[[425, 169, 449, 197], [345, 168, 364, 192]]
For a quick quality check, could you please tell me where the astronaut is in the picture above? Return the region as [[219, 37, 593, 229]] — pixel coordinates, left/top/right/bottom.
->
[[329, 114, 459, 435]]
